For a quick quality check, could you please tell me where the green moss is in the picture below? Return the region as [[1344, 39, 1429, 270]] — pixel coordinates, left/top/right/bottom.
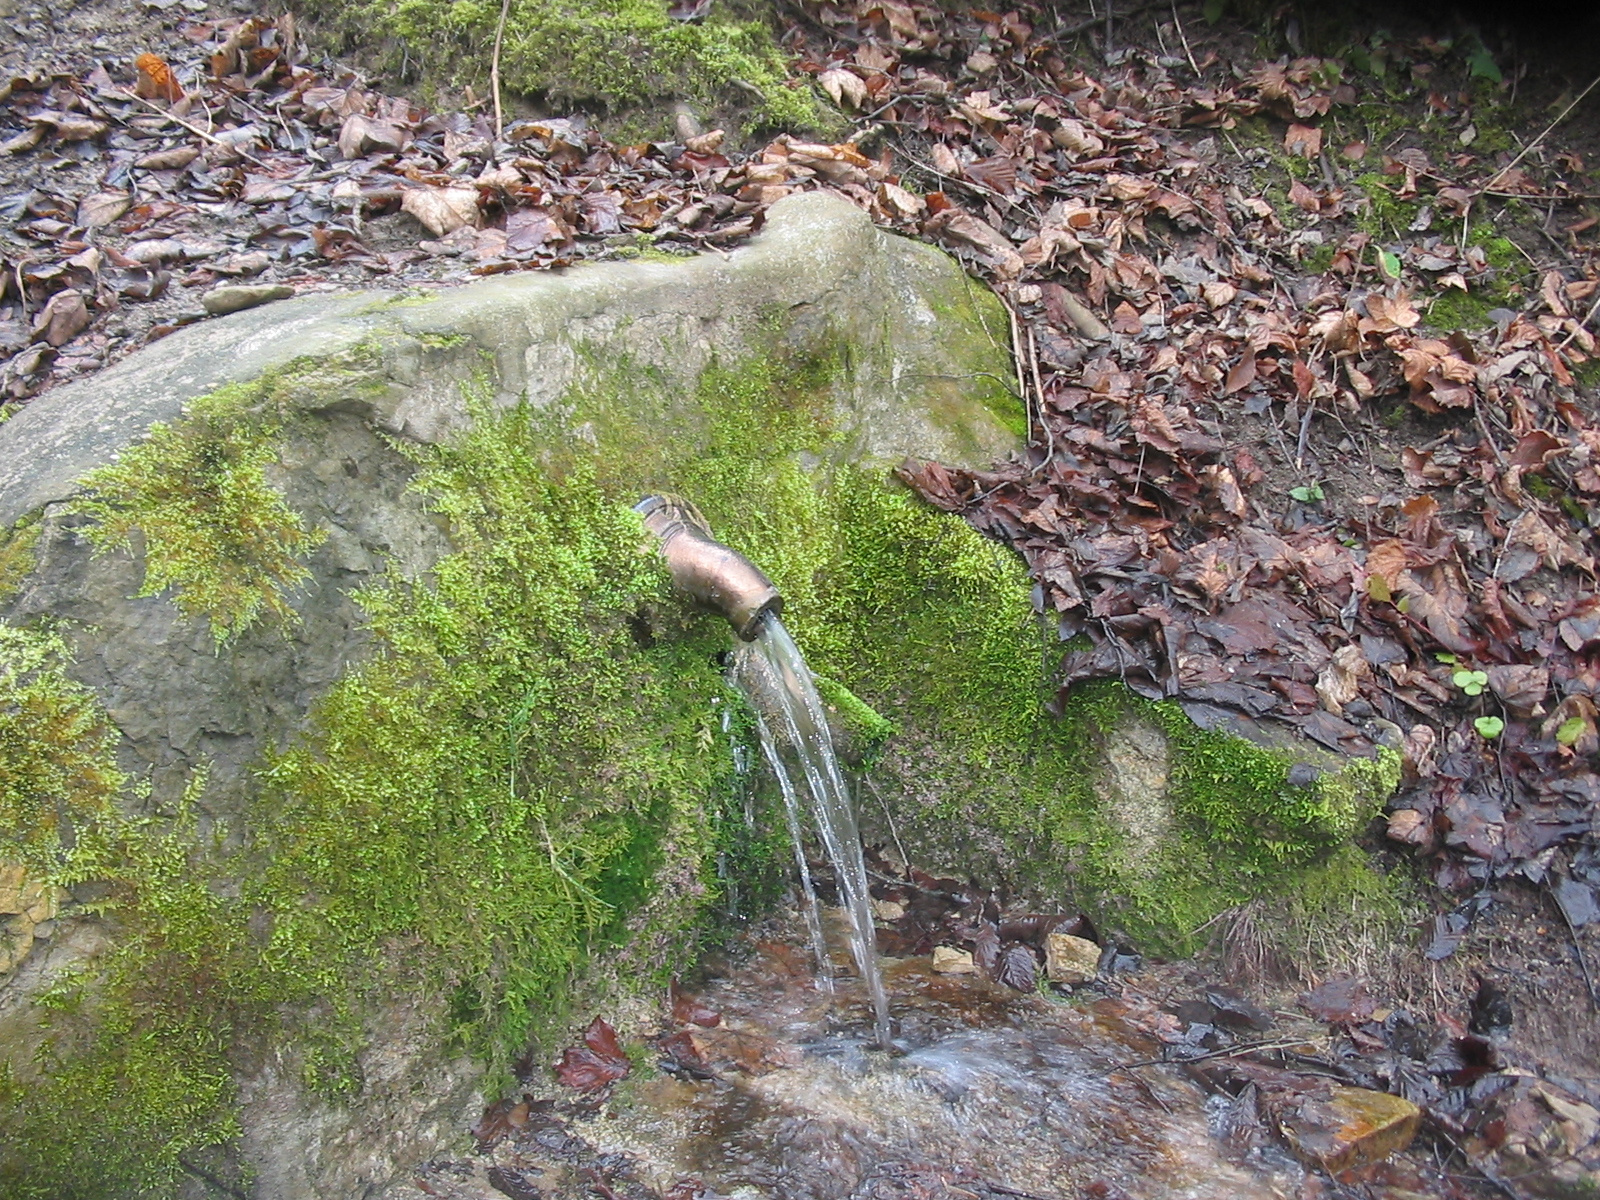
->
[[813, 674, 896, 762], [0, 518, 40, 604], [1427, 288, 1494, 331], [0, 1004, 241, 1200], [0, 624, 125, 880], [1354, 172, 1420, 240], [1, 384, 782, 1195], [335, 0, 825, 134], [1302, 242, 1337, 274], [68, 382, 325, 646]]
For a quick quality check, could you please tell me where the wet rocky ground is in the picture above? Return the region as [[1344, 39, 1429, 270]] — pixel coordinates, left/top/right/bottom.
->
[[403, 907, 1517, 1200]]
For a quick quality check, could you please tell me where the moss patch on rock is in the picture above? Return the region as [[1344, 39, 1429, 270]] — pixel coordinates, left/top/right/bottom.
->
[[0, 624, 126, 880], [0, 249, 1401, 1191], [320, 0, 825, 135], [0, 391, 779, 1197], [68, 382, 326, 646]]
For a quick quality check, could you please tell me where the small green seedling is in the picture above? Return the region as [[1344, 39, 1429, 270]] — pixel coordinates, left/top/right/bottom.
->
[[1453, 669, 1489, 696], [1556, 716, 1587, 747], [1435, 652, 1458, 665], [1289, 482, 1325, 503], [1474, 716, 1504, 738], [1378, 249, 1404, 280]]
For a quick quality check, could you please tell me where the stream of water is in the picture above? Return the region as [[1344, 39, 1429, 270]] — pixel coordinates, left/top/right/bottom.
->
[[732, 616, 893, 1048]]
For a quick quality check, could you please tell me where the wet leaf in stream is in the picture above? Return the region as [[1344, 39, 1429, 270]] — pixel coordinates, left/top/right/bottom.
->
[[992, 943, 1038, 991]]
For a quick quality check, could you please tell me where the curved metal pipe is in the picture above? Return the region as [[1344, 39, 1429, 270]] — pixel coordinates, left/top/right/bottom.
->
[[634, 495, 784, 641]]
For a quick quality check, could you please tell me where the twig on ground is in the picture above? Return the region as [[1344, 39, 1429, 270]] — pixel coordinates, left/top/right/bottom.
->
[[115, 90, 269, 168], [1557, 290, 1600, 349], [1111, 1037, 1309, 1071], [1480, 71, 1600, 195], [1550, 882, 1600, 1012], [1171, 0, 1201, 76], [1027, 323, 1059, 475], [1294, 402, 1313, 470], [490, 0, 512, 144], [1052, 1, 1160, 42]]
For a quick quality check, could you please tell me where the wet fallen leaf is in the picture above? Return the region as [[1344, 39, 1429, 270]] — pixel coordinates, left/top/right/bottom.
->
[[669, 979, 721, 1027], [554, 1017, 630, 1091]]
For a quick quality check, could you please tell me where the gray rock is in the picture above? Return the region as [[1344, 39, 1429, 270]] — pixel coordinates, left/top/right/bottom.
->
[[200, 283, 298, 316]]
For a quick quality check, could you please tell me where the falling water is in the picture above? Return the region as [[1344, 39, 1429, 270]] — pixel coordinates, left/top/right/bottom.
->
[[733, 616, 893, 1047]]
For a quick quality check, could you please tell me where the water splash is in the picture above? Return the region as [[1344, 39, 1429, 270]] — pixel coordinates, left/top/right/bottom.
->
[[734, 616, 892, 1046]]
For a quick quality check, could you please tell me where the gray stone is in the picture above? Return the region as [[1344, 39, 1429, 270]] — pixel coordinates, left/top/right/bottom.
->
[[200, 283, 298, 316], [0, 191, 1018, 527]]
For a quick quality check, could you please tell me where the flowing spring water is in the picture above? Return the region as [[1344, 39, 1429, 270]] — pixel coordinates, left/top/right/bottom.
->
[[733, 616, 893, 1047]]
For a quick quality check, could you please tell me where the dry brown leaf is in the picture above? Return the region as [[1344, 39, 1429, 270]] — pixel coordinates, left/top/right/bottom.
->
[[31, 291, 89, 348], [1313, 308, 1361, 355], [134, 53, 185, 102], [1365, 539, 1410, 592], [1287, 179, 1320, 212], [1315, 643, 1369, 715], [76, 191, 130, 229], [1052, 118, 1105, 157], [1284, 123, 1322, 158], [930, 141, 962, 176], [1497, 511, 1594, 580], [135, 145, 201, 170], [818, 67, 868, 110], [337, 113, 406, 159], [924, 208, 1023, 279], [1484, 665, 1549, 717], [875, 181, 925, 219], [1224, 350, 1257, 394], [1365, 292, 1420, 331], [401, 186, 481, 237]]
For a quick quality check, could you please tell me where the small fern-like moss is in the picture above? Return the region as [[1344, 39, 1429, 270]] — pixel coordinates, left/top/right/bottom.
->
[[69, 384, 324, 646], [0, 623, 125, 880]]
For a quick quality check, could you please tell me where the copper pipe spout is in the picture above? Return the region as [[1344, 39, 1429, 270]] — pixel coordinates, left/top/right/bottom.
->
[[634, 496, 784, 641]]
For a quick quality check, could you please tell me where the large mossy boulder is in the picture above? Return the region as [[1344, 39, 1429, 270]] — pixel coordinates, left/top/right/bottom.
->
[[0, 192, 1399, 1198], [307, 0, 826, 137]]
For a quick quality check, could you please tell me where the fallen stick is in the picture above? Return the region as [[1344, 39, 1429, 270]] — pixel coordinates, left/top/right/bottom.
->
[[1480, 70, 1600, 195]]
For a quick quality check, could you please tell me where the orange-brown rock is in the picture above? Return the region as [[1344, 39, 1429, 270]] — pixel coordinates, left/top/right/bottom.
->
[[1276, 1084, 1422, 1173]]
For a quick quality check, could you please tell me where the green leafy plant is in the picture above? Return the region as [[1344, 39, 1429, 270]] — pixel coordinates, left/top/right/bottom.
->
[[1453, 669, 1489, 697], [1474, 715, 1505, 738], [1289, 482, 1325, 503], [1556, 716, 1587, 747], [1466, 41, 1503, 84], [1378, 248, 1404, 280]]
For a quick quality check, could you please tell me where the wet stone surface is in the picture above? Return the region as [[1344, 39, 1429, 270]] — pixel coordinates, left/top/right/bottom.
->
[[409, 916, 1490, 1200]]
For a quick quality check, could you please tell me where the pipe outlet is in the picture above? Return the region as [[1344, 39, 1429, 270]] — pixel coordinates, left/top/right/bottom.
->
[[634, 495, 784, 641]]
